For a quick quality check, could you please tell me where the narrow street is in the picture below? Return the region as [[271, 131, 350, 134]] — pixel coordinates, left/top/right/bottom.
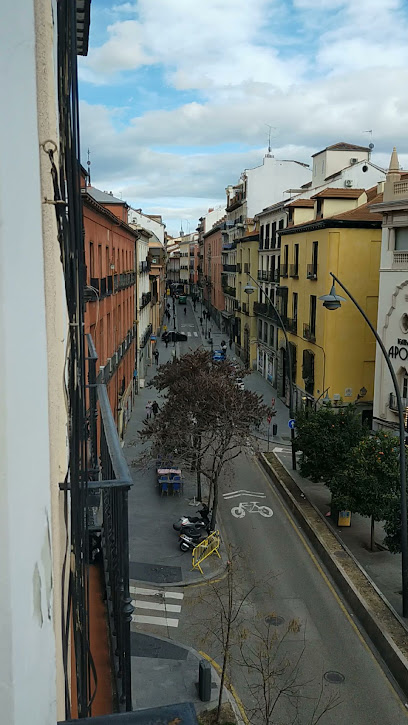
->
[[163, 300, 408, 723]]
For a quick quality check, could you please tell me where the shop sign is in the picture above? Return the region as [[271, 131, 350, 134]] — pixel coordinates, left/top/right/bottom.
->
[[388, 338, 408, 360]]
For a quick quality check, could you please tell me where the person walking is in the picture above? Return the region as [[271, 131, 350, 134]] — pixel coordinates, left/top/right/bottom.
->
[[229, 337, 233, 350], [199, 316, 203, 326], [154, 349, 159, 366], [152, 400, 159, 417], [184, 306, 187, 316], [165, 335, 169, 348], [145, 400, 153, 419]]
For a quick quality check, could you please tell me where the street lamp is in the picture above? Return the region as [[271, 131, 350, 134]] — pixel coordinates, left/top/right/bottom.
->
[[319, 271, 408, 617], [244, 276, 297, 470]]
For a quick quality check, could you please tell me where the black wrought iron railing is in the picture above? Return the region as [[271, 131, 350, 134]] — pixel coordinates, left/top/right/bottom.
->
[[87, 335, 133, 712]]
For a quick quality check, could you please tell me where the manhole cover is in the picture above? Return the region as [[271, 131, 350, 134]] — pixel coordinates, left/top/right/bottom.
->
[[265, 615, 285, 627], [324, 671, 345, 684]]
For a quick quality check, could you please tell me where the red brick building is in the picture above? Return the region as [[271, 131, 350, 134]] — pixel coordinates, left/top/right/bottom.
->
[[82, 184, 138, 439], [203, 225, 225, 328]]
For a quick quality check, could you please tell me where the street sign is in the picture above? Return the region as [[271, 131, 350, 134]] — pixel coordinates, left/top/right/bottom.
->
[[288, 419, 296, 429], [267, 415, 272, 424], [271, 397, 276, 407]]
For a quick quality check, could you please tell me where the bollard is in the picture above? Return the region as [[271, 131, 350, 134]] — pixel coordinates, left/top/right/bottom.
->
[[198, 659, 211, 702], [272, 423, 277, 436]]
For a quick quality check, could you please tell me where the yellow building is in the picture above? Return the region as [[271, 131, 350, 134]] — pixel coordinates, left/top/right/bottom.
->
[[235, 230, 259, 368], [277, 186, 383, 414]]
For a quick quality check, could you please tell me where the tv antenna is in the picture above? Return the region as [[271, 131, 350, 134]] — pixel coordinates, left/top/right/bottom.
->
[[265, 124, 276, 155]]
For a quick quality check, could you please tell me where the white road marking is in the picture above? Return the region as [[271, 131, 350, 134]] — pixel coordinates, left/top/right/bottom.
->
[[132, 614, 179, 627], [187, 331, 192, 337], [231, 502, 273, 518], [273, 447, 284, 452], [129, 586, 183, 600], [132, 599, 181, 613], [223, 490, 266, 499], [193, 331, 198, 337]]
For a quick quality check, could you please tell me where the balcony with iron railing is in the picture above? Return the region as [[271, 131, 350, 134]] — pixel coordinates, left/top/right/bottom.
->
[[286, 317, 298, 334], [86, 335, 133, 712], [289, 264, 299, 278], [140, 323, 153, 348], [223, 263, 237, 273], [253, 301, 282, 325], [280, 264, 288, 278], [257, 270, 276, 283], [244, 263, 250, 274], [303, 322, 316, 342], [242, 302, 249, 315], [389, 393, 408, 411], [307, 264, 318, 280], [139, 291, 151, 310], [223, 285, 236, 298]]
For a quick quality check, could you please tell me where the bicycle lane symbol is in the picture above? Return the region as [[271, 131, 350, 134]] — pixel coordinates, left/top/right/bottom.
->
[[231, 501, 273, 519]]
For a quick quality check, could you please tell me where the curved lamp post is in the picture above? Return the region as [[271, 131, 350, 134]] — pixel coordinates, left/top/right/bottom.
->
[[244, 275, 297, 470], [319, 271, 408, 617]]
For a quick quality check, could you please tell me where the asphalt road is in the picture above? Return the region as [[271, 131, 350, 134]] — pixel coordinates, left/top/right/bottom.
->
[[178, 301, 408, 723]]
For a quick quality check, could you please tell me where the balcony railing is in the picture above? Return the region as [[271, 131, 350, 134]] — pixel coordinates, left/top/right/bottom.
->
[[140, 323, 153, 349], [244, 263, 250, 274], [223, 285, 236, 298], [273, 269, 280, 283], [286, 317, 298, 334], [280, 264, 288, 278], [307, 264, 318, 280], [253, 301, 283, 325], [139, 291, 151, 310], [389, 393, 408, 411], [87, 335, 133, 712], [289, 264, 299, 278], [242, 302, 249, 314], [223, 263, 237, 273], [303, 322, 316, 342], [257, 270, 276, 283], [236, 263, 242, 273]]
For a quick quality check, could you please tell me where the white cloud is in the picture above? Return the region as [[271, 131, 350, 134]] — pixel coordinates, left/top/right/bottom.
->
[[79, 0, 408, 232]]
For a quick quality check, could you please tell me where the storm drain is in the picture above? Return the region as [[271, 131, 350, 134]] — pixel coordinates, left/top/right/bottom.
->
[[324, 671, 345, 684], [265, 615, 285, 627]]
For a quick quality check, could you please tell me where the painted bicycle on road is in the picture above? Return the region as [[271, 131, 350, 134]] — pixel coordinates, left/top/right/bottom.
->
[[231, 501, 273, 518]]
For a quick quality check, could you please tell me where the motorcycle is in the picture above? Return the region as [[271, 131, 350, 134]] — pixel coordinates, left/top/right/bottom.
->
[[179, 530, 207, 552], [173, 504, 210, 533]]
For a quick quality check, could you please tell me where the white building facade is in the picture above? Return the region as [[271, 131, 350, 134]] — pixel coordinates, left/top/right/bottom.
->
[[372, 149, 408, 433], [135, 228, 153, 388]]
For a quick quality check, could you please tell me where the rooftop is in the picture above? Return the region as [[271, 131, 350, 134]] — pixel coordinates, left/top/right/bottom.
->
[[87, 187, 127, 205], [286, 199, 315, 208], [312, 142, 370, 157], [311, 187, 365, 200]]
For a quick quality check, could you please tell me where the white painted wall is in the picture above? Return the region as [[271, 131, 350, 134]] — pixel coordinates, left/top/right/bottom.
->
[[0, 1, 58, 723], [373, 203, 408, 430], [312, 148, 370, 186], [204, 206, 225, 232], [128, 208, 166, 245], [245, 156, 311, 218], [295, 160, 386, 202]]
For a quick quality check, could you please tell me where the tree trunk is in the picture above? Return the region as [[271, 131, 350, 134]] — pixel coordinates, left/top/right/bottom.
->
[[196, 434, 202, 501], [370, 515, 375, 552], [216, 563, 233, 723], [210, 475, 218, 530]]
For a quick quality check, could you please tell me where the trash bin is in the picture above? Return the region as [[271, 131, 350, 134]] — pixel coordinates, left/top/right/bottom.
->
[[198, 659, 211, 702]]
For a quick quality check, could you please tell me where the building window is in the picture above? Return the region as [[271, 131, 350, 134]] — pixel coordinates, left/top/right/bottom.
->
[[258, 319, 263, 340], [278, 219, 284, 249], [403, 375, 408, 400], [293, 292, 298, 320], [263, 322, 268, 343], [310, 295, 316, 335], [269, 325, 274, 347], [271, 221, 277, 249], [265, 223, 270, 250], [89, 242, 94, 279], [260, 225, 264, 250], [395, 228, 408, 251]]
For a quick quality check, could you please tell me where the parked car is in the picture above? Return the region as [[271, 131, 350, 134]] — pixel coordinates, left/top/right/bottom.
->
[[162, 330, 188, 342], [235, 378, 245, 390]]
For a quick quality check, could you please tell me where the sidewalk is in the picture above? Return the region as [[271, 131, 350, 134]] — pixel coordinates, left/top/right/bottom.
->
[[123, 299, 225, 586]]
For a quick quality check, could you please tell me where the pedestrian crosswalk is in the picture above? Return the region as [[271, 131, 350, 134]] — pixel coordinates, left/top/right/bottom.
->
[[186, 331, 198, 337], [130, 585, 184, 629]]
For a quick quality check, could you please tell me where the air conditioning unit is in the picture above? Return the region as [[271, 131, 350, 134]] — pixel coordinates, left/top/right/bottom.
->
[[344, 180, 353, 188], [349, 157, 358, 164]]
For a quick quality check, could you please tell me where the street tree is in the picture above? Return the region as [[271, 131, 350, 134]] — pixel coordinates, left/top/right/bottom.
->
[[295, 404, 364, 486], [329, 431, 400, 551], [140, 350, 269, 528]]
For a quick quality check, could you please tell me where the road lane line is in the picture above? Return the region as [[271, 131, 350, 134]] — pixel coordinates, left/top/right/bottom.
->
[[132, 614, 179, 627], [252, 455, 408, 713], [132, 599, 181, 613]]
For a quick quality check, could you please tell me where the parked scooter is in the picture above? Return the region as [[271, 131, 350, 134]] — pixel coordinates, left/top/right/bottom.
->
[[173, 504, 210, 533], [179, 530, 207, 552]]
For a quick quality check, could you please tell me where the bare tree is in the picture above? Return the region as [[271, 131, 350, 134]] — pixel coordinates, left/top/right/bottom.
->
[[139, 350, 269, 528]]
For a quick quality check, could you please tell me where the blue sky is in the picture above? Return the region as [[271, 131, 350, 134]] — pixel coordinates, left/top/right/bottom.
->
[[78, 0, 408, 235]]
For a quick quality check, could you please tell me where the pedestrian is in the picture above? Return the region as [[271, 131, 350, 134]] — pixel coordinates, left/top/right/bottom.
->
[[193, 301, 196, 311], [152, 400, 159, 417], [184, 306, 187, 316], [167, 303, 170, 310], [154, 349, 159, 366], [165, 336, 169, 348], [145, 400, 153, 419], [199, 316, 203, 326], [229, 338, 233, 349]]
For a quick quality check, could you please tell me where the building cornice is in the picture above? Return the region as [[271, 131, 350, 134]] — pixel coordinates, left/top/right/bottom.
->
[[279, 218, 382, 235]]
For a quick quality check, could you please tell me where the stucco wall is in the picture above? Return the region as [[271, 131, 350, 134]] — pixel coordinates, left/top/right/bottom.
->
[[246, 157, 311, 218], [0, 1, 59, 722]]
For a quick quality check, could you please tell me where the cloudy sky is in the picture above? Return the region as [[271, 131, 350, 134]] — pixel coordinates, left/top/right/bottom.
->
[[78, 0, 408, 235]]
